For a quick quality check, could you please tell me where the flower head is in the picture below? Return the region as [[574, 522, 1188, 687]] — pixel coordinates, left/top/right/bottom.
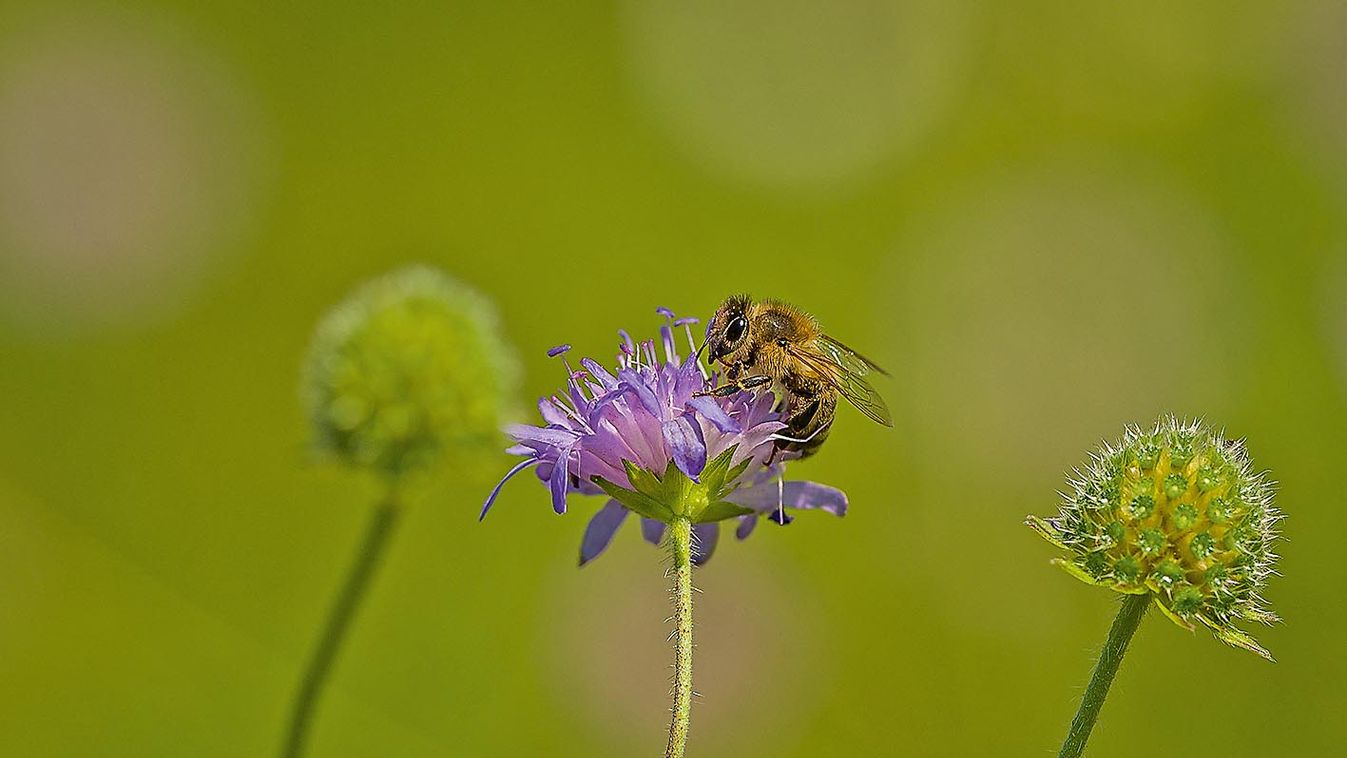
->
[[481, 308, 847, 564], [1028, 417, 1281, 659], [303, 266, 518, 477]]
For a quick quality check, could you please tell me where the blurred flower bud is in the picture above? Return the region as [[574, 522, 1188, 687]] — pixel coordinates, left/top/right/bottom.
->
[[1028, 417, 1281, 660], [303, 265, 518, 478]]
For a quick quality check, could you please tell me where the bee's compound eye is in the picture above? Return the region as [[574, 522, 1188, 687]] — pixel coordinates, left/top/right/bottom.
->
[[726, 316, 747, 343]]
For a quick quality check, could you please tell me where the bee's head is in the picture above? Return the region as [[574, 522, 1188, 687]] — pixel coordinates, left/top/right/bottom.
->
[[705, 294, 752, 362]]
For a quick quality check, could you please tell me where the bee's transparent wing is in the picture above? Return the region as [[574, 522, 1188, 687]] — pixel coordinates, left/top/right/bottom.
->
[[817, 334, 889, 377], [787, 340, 894, 427]]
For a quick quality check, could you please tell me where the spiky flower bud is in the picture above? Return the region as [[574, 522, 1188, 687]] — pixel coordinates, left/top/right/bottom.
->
[[1028, 417, 1281, 659], [303, 265, 518, 477]]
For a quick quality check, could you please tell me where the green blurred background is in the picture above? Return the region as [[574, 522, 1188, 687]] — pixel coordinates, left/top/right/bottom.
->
[[2, 1, 1345, 755]]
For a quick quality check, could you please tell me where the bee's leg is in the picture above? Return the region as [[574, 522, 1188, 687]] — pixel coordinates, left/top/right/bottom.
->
[[736, 374, 773, 390], [695, 373, 772, 397]]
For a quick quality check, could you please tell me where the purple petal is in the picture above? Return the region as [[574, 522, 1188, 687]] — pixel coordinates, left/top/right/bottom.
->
[[670, 360, 706, 403], [581, 358, 618, 389], [618, 329, 635, 355], [735, 514, 758, 540], [549, 443, 575, 514], [537, 398, 568, 426], [663, 415, 707, 481], [691, 522, 720, 565], [724, 476, 783, 511], [687, 395, 741, 433], [547, 344, 571, 358], [780, 481, 848, 516], [617, 369, 662, 418], [641, 518, 666, 545], [579, 500, 629, 566], [576, 446, 625, 487], [479, 458, 539, 520], [724, 479, 847, 517], [505, 424, 577, 448]]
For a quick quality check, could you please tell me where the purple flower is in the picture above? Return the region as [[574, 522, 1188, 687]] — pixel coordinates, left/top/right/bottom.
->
[[481, 308, 848, 565]]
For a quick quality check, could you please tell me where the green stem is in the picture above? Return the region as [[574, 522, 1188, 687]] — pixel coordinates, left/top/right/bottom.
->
[[1058, 593, 1150, 758], [282, 490, 401, 758], [665, 516, 694, 758]]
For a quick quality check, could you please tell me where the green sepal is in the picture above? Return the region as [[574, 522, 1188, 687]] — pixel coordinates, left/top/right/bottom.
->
[[1026, 515, 1069, 550], [698, 446, 738, 495], [591, 476, 674, 523], [1152, 596, 1196, 632], [1050, 557, 1106, 587], [694, 501, 754, 524], [611, 452, 743, 522], [622, 459, 662, 498], [724, 456, 754, 491], [700, 446, 753, 500], [1197, 615, 1274, 661], [656, 461, 698, 517]]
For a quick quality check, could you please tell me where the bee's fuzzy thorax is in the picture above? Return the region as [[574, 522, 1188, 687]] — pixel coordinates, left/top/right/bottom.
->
[[754, 299, 821, 342]]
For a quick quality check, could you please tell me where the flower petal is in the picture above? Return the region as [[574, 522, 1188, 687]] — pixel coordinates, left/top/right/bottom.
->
[[581, 358, 618, 389], [537, 398, 569, 427], [506, 424, 577, 447], [691, 522, 720, 565], [641, 517, 666, 545], [617, 369, 662, 418], [724, 476, 782, 511], [725, 478, 847, 517], [735, 514, 758, 540], [663, 415, 707, 481], [579, 499, 629, 566], [549, 442, 575, 514], [479, 458, 539, 520], [780, 481, 848, 516], [687, 395, 740, 433]]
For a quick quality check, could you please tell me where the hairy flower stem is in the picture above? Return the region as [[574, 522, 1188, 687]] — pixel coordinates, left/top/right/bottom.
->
[[282, 490, 401, 758], [1059, 593, 1151, 758], [665, 516, 694, 758]]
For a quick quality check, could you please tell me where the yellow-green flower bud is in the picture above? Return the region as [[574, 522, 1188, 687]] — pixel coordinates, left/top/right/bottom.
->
[[302, 265, 518, 478], [1028, 417, 1281, 660]]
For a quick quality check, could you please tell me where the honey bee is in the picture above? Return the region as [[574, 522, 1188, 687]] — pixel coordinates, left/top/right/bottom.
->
[[699, 295, 892, 459]]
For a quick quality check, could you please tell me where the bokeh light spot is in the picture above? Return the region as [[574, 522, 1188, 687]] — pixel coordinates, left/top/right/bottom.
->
[[888, 159, 1238, 639], [0, 9, 268, 334], [1280, 0, 1347, 190], [620, 0, 969, 191]]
